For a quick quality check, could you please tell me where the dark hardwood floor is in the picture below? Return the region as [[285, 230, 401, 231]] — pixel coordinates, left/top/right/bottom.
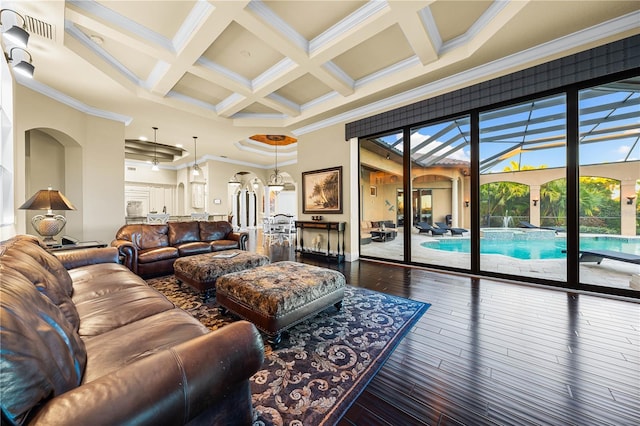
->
[[250, 233, 640, 426]]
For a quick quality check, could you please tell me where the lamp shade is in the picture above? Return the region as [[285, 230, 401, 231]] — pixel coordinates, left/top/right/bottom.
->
[[19, 188, 76, 211]]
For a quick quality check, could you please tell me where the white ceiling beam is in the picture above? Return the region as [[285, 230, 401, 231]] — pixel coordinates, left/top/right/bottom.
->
[[234, 7, 355, 97], [441, 1, 528, 57], [388, 1, 439, 65], [149, 1, 250, 96]]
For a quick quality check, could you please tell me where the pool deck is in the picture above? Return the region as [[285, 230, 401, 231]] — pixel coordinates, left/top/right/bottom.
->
[[359, 229, 640, 290]]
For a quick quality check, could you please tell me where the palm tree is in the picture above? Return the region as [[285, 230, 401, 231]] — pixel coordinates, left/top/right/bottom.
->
[[480, 181, 529, 226]]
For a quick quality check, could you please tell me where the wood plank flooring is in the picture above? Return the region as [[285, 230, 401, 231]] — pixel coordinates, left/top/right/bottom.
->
[[251, 233, 640, 426]]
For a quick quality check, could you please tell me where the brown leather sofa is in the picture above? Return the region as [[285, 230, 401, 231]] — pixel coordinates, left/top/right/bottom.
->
[[112, 220, 248, 277], [0, 235, 264, 426]]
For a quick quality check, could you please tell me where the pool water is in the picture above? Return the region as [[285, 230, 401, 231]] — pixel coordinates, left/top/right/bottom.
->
[[421, 236, 640, 260]]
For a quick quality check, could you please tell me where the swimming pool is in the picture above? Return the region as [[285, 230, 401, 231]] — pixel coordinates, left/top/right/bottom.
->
[[421, 235, 640, 260]]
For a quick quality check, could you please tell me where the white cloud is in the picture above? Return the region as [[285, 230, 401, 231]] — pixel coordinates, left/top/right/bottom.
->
[[410, 132, 470, 162]]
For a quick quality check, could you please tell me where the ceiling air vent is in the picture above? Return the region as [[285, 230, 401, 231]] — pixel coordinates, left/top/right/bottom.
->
[[127, 167, 136, 171], [24, 15, 55, 41]]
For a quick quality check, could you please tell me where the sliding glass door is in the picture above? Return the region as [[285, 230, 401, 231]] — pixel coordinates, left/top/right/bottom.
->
[[578, 77, 640, 292], [409, 117, 471, 269], [359, 130, 404, 261], [479, 94, 567, 281], [356, 71, 639, 297]]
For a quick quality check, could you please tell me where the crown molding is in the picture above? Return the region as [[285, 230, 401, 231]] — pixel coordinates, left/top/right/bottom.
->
[[19, 76, 132, 125]]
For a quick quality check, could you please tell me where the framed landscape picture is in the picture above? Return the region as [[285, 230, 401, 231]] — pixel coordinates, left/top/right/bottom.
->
[[302, 166, 343, 214]]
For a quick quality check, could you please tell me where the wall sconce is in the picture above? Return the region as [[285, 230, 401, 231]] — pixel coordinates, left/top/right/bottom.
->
[[464, 200, 469, 207], [0, 9, 30, 48], [532, 199, 538, 206], [4, 46, 34, 78], [626, 196, 636, 205]]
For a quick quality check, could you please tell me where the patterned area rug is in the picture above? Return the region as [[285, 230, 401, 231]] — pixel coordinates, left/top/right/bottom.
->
[[147, 275, 430, 426]]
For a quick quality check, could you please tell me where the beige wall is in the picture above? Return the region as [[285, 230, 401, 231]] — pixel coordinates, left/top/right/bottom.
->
[[295, 125, 356, 259], [14, 85, 125, 243], [8, 80, 359, 260]]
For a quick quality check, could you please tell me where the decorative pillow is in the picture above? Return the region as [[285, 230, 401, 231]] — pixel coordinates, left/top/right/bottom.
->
[[0, 269, 86, 425]]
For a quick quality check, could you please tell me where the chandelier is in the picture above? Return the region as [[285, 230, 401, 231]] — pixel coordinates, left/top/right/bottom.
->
[[228, 173, 241, 188], [267, 137, 284, 192]]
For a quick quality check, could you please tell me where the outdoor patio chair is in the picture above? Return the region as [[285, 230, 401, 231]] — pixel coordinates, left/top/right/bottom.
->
[[435, 222, 468, 236], [415, 222, 448, 236], [519, 221, 565, 233]]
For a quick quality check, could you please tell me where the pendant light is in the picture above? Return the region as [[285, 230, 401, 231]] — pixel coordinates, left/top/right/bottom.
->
[[192, 136, 200, 176], [228, 173, 241, 188], [151, 126, 159, 171], [268, 140, 284, 192]]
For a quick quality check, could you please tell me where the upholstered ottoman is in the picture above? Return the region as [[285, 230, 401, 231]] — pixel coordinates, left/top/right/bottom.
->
[[216, 261, 346, 346], [174, 250, 270, 301]]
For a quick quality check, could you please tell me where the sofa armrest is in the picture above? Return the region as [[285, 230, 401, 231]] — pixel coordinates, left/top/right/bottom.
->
[[29, 321, 264, 426], [111, 239, 138, 273], [53, 247, 120, 270], [228, 231, 249, 250]]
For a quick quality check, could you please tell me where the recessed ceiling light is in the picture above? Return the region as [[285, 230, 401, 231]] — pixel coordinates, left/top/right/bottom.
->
[[175, 144, 183, 148], [139, 136, 148, 141]]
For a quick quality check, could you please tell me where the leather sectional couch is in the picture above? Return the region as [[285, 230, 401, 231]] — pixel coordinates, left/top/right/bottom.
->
[[0, 235, 264, 425], [112, 220, 248, 277]]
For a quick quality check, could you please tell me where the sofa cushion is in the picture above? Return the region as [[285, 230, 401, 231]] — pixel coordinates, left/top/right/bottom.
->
[[69, 263, 156, 303], [199, 221, 232, 241], [175, 241, 212, 256], [0, 269, 87, 425], [81, 308, 208, 383], [0, 236, 80, 331], [210, 240, 240, 251], [168, 221, 200, 246], [71, 265, 175, 337], [138, 246, 178, 264]]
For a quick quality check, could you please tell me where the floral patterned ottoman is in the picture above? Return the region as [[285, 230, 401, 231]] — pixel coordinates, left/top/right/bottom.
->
[[174, 250, 270, 301], [216, 261, 346, 346]]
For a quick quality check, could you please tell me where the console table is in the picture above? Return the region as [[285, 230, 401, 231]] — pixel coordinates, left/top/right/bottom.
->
[[294, 221, 346, 263]]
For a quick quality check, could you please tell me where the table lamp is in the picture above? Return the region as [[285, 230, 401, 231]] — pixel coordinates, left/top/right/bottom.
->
[[18, 187, 76, 245]]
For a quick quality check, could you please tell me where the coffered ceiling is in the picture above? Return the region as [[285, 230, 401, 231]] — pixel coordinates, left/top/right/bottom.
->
[[3, 1, 639, 169]]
